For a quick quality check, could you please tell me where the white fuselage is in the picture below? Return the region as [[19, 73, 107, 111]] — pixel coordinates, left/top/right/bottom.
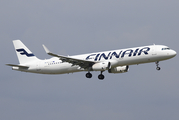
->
[[13, 45, 176, 74]]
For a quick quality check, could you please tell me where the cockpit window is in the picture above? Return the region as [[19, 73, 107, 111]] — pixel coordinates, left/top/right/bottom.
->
[[162, 48, 170, 50]]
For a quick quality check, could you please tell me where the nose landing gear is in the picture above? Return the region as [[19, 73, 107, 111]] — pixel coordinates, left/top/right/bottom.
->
[[155, 61, 161, 71]]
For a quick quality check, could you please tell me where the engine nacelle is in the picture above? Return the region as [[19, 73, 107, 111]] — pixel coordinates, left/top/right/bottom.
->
[[108, 66, 129, 73], [92, 62, 110, 71]]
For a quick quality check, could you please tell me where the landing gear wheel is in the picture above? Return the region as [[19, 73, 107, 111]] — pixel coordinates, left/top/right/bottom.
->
[[156, 67, 161, 71], [155, 61, 161, 71], [86, 72, 92, 78], [98, 74, 105, 80]]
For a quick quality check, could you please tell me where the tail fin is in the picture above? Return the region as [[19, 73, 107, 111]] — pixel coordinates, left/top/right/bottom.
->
[[13, 40, 39, 64]]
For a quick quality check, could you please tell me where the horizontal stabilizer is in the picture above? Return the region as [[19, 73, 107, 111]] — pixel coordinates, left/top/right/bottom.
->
[[6, 64, 29, 68]]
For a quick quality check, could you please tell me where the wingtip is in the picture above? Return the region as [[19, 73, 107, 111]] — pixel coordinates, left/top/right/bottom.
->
[[42, 44, 50, 53]]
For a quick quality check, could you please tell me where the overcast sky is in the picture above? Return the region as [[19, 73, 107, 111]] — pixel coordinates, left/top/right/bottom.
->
[[1, 0, 179, 120]]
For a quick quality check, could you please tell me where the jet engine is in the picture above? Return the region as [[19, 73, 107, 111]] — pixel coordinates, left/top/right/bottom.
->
[[108, 65, 129, 73]]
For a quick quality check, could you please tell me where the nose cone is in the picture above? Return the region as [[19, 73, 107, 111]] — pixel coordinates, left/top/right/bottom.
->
[[170, 50, 177, 58]]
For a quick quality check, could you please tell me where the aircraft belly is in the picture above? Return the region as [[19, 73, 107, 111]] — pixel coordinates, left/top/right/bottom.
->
[[117, 55, 159, 66], [40, 64, 82, 74]]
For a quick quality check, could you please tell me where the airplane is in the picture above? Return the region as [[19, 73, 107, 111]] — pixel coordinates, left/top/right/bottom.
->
[[6, 40, 177, 80]]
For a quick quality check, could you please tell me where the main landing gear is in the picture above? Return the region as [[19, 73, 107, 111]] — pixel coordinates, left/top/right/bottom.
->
[[98, 71, 105, 80], [86, 72, 92, 78], [85, 71, 105, 80], [155, 61, 161, 71]]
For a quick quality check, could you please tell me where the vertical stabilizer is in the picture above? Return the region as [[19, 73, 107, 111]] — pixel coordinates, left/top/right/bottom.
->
[[13, 40, 39, 64]]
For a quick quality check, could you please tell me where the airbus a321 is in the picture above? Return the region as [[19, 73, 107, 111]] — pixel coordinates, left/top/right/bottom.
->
[[6, 40, 177, 80]]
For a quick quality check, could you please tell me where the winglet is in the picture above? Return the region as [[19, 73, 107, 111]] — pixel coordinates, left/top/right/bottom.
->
[[42, 45, 61, 57], [42, 44, 50, 54]]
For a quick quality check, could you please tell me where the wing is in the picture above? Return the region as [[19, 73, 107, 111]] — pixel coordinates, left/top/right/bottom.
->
[[42, 45, 97, 70]]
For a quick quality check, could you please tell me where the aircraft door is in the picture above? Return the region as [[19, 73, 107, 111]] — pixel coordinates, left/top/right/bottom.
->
[[152, 46, 157, 55], [36, 61, 41, 71]]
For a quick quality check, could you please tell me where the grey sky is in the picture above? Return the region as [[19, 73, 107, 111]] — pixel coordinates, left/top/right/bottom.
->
[[1, 0, 179, 120]]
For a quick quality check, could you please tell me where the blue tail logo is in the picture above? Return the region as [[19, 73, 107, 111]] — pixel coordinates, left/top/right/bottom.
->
[[16, 49, 35, 57]]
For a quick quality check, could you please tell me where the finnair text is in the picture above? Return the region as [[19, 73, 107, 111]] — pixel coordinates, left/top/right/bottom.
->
[[86, 47, 150, 61]]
